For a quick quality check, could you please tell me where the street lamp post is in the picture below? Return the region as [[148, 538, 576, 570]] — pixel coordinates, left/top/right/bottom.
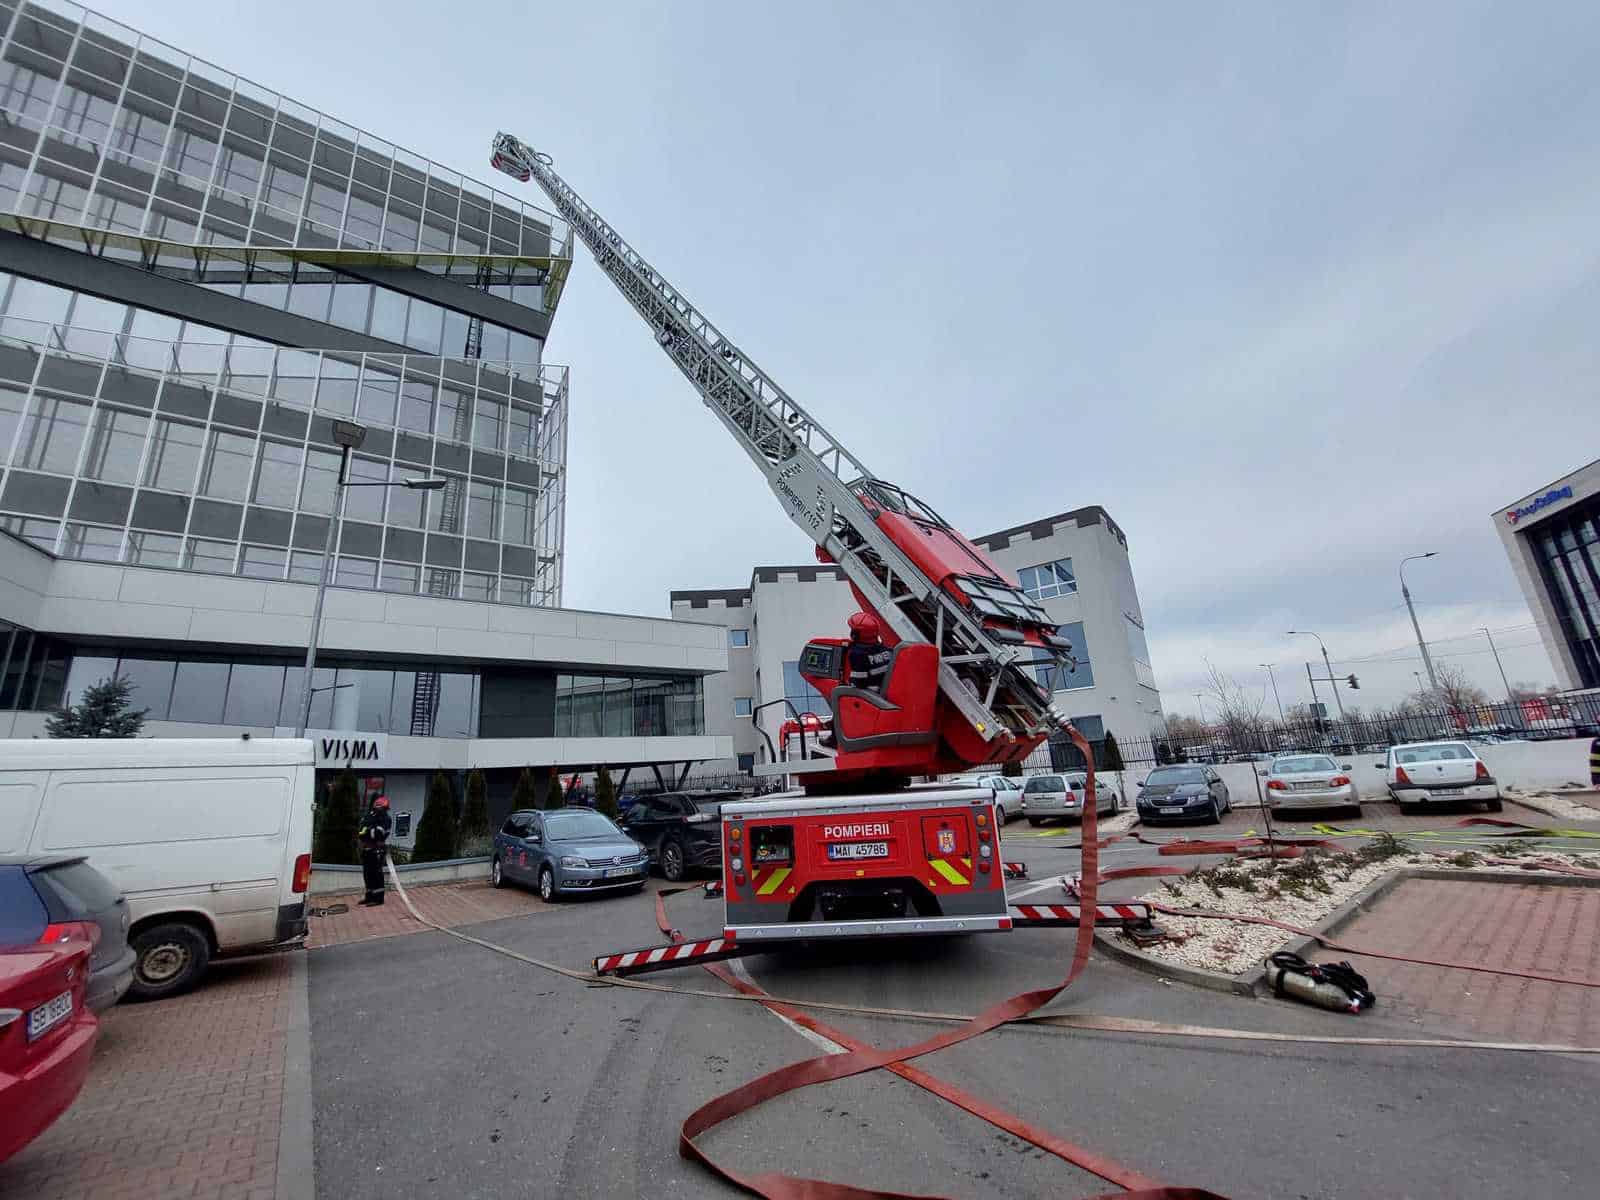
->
[[1400, 552, 1440, 693], [292, 419, 447, 738], [1288, 630, 1347, 740], [1260, 662, 1285, 722]]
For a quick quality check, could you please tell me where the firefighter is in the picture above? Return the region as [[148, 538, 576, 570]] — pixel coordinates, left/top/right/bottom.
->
[[357, 793, 392, 907], [847, 611, 893, 693], [1591, 734, 1600, 789]]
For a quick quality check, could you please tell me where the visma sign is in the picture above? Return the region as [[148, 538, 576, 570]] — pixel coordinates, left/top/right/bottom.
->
[[1505, 486, 1572, 525], [313, 733, 387, 766]]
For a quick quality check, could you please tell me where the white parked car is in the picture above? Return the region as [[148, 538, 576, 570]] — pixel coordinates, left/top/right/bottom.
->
[[947, 772, 1023, 822], [1375, 741, 1502, 814], [1021, 772, 1120, 825], [1262, 753, 1360, 816]]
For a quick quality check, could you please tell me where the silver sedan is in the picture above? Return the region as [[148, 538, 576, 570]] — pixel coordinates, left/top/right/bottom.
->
[[1262, 753, 1361, 816]]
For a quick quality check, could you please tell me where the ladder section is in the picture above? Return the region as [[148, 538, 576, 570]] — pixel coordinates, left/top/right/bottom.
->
[[490, 135, 1054, 744]]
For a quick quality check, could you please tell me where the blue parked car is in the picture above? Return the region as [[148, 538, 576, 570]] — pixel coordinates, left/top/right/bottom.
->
[[490, 807, 650, 902]]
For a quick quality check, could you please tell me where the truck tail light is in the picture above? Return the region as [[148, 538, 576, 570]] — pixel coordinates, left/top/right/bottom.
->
[[1395, 766, 1412, 786], [292, 853, 312, 894], [1475, 761, 1491, 780], [40, 920, 100, 948], [1266, 779, 1287, 791]]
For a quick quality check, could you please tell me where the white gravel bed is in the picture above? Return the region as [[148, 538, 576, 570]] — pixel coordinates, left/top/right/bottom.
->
[[1128, 846, 1600, 977], [1506, 789, 1600, 823]]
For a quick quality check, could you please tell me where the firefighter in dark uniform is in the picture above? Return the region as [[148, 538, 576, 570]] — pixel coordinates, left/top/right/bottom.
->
[[1590, 734, 1600, 789], [357, 793, 392, 907], [847, 612, 893, 693]]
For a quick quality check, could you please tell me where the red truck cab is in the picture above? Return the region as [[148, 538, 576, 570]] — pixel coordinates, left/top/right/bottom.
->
[[718, 787, 1010, 941]]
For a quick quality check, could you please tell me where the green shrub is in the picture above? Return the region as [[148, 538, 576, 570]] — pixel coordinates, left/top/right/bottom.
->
[[313, 768, 361, 865], [595, 765, 617, 819], [543, 769, 565, 810], [412, 771, 460, 862]]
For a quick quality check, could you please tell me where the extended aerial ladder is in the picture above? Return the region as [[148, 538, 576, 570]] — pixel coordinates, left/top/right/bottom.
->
[[489, 133, 1082, 786]]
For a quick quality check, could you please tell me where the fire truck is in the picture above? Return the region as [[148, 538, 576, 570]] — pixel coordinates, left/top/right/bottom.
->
[[490, 135, 1147, 970]]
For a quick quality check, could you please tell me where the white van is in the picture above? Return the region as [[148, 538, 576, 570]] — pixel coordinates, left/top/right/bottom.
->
[[0, 737, 315, 1000]]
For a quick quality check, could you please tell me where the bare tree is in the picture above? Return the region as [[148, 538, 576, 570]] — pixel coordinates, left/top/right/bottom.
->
[[1203, 661, 1270, 752], [1428, 662, 1488, 716]]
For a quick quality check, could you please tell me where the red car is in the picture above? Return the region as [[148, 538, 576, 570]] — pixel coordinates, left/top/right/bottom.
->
[[0, 940, 99, 1164]]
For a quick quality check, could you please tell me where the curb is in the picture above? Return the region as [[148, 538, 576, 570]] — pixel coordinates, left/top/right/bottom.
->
[[1092, 927, 1258, 997], [1501, 791, 1600, 822], [1095, 865, 1600, 999], [276, 949, 316, 1200]]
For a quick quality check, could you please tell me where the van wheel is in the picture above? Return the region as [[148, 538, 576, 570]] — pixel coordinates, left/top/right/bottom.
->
[[129, 922, 210, 1001], [538, 866, 560, 902], [1486, 797, 1503, 813]]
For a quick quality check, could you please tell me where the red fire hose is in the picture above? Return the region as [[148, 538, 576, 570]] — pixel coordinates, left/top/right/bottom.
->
[[657, 726, 1226, 1200]]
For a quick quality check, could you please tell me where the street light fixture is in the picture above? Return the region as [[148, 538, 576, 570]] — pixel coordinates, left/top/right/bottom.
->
[[293, 418, 448, 737], [1400, 552, 1440, 693], [1260, 663, 1285, 722], [1287, 630, 1348, 734]]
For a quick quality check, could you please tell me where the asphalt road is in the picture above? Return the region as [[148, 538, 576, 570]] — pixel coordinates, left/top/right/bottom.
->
[[311, 804, 1599, 1200]]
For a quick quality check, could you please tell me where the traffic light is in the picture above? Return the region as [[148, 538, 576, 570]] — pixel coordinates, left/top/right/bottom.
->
[[1347, 674, 1360, 689]]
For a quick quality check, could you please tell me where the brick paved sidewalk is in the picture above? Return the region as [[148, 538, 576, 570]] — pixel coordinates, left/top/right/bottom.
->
[[1312, 877, 1600, 1046], [0, 954, 297, 1200], [307, 879, 551, 949]]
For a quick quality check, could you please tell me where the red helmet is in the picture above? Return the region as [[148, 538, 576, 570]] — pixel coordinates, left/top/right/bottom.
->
[[373, 795, 389, 809], [848, 611, 880, 641]]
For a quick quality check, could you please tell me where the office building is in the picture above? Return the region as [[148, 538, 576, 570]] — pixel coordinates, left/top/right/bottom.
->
[[672, 505, 1164, 776], [0, 0, 729, 842], [1493, 458, 1600, 692]]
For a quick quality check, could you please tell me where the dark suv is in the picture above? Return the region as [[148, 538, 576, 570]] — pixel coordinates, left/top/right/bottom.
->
[[0, 855, 135, 1011], [619, 790, 738, 881]]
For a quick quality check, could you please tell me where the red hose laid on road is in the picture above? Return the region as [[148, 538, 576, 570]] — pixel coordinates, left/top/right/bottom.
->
[[662, 726, 1224, 1200]]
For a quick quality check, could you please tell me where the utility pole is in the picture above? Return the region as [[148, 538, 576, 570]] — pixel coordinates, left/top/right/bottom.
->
[[1482, 627, 1513, 703], [1305, 661, 1321, 715], [1400, 553, 1440, 693], [1260, 662, 1285, 722]]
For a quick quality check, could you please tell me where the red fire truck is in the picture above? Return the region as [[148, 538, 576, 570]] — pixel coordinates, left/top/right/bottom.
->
[[491, 135, 1144, 967]]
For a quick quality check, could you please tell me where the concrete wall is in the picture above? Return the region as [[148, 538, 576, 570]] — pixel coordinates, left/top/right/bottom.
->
[[1117, 740, 1598, 806], [976, 510, 1166, 740], [0, 709, 731, 770], [748, 569, 860, 755], [0, 531, 726, 675], [670, 591, 756, 771]]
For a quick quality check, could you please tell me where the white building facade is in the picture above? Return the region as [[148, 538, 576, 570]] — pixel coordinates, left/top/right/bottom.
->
[[672, 505, 1163, 776]]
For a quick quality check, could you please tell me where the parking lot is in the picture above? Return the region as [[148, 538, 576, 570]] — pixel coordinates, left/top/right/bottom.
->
[[6, 797, 1598, 1200]]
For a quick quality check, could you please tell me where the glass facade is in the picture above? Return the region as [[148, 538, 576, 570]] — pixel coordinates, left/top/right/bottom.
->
[[0, 0, 572, 606], [1034, 621, 1093, 691], [0, 306, 567, 602], [50, 646, 706, 739], [0, 0, 570, 290], [553, 674, 705, 739], [0, 616, 68, 710], [1018, 557, 1077, 601], [1528, 496, 1600, 688]]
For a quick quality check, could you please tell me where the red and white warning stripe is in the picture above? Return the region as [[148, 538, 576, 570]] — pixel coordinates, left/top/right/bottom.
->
[[1008, 902, 1151, 925], [594, 937, 727, 975]]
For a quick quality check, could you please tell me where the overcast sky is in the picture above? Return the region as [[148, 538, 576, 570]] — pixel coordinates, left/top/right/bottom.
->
[[113, 0, 1598, 714]]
